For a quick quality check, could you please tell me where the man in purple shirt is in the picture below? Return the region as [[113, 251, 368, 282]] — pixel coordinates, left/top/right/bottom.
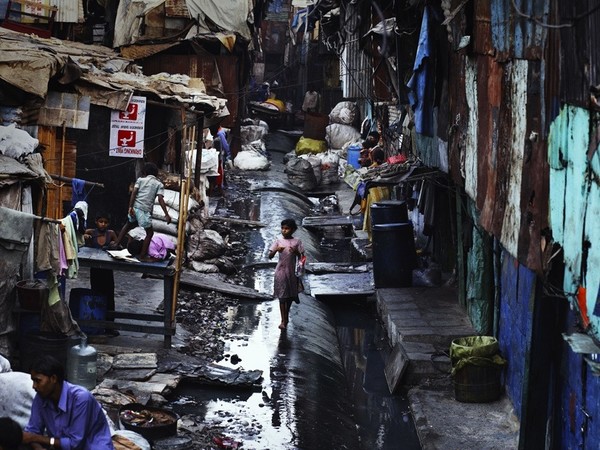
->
[[22, 356, 114, 450]]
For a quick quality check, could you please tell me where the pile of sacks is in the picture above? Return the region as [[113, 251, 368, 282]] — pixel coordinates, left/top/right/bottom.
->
[[285, 101, 363, 191], [234, 120, 270, 171]]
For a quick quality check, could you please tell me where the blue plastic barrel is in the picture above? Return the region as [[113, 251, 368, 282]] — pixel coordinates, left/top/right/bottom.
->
[[347, 145, 361, 169], [69, 288, 107, 335]]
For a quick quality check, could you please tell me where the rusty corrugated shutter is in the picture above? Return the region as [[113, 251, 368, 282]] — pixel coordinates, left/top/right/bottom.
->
[[340, 6, 371, 100]]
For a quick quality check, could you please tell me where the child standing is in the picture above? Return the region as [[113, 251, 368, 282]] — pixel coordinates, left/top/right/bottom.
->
[[117, 162, 172, 261], [268, 218, 305, 330], [84, 212, 119, 334]]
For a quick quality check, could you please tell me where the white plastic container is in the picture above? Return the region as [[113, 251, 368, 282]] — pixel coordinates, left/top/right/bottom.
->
[[66, 336, 97, 390]]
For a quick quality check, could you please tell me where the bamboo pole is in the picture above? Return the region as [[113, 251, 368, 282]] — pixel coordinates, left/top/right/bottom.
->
[[171, 123, 192, 323]]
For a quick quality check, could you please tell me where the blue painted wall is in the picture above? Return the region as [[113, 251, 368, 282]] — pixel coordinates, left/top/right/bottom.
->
[[556, 310, 600, 449], [497, 250, 535, 419]]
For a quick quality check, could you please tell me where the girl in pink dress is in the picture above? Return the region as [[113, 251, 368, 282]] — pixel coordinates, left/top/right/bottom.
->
[[268, 218, 305, 330]]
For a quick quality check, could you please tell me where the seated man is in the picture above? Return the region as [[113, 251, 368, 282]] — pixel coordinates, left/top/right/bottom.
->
[[22, 356, 114, 450]]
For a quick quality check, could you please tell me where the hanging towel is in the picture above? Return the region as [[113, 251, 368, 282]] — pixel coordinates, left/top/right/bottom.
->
[[0, 206, 33, 251], [71, 178, 86, 206]]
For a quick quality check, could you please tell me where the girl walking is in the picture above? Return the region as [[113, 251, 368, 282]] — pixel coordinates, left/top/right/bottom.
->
[[268, 219, 305, 330]]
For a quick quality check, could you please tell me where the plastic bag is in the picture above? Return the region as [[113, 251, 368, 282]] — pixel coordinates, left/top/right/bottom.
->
[[295, 254, 307, 277]]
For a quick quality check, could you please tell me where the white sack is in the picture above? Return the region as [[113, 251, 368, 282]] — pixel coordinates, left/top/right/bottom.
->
[[325, 123, 361, 150], [329, 101, 357, 125], [319, 151, 340, 185], [234, 149, 270, 170], [0, 124, 39, 159], [157, 189, 200, 212], [0, 371, 36, 428], [185, 148, 220, 177]]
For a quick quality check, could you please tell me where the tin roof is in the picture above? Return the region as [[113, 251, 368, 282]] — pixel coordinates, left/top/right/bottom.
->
[[0, 29, 227, 114]]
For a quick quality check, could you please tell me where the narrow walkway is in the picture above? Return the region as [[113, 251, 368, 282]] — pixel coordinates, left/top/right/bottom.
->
[[376, 287, 520, 449]]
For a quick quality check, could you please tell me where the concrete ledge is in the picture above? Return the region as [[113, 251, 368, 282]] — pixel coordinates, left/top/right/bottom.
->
[[408, 386, 519, 450]]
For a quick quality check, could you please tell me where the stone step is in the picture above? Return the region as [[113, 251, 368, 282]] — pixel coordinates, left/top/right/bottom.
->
[[400, 341, 451, 385]]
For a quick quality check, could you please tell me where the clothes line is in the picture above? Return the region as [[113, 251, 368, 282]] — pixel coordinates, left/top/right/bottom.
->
[[0, 206, 62, 224], [32, 212, 62, 224], [49, 174, 105, 189]]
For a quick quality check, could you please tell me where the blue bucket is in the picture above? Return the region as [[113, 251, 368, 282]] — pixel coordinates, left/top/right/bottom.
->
[[347, 145, 361, 169], [69, 288, 107, 335]]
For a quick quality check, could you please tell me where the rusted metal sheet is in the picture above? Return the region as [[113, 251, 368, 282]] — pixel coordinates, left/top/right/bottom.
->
[[463, 57, 478, 200], [558, 1, 600, 108], [471, 0, 494, 56], [548, 105, 600, 337], [215, 54, 239, 129], [489, 0, 547, 60], [120, 43, 179, 61], [518, 60, 548, 271], [453, 52, 548, 273], [475, 56, 503, 235], [499, 59, 527, 257], [165, 0, 188, 18]]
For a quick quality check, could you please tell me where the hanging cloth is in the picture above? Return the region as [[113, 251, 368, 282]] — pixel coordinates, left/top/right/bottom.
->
[[71, 178, 86, 207]]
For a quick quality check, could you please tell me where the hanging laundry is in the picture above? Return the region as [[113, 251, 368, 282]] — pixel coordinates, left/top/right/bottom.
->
[[71, 178, 86, 206]]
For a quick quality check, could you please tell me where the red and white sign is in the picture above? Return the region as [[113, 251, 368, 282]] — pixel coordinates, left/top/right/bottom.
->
[[109, 96, 146, 158]]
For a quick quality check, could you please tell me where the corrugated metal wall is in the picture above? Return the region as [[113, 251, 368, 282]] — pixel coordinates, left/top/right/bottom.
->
[[448, 1, 550, 273], [339, 3, 371, 100], [558, 1, 600, 107]]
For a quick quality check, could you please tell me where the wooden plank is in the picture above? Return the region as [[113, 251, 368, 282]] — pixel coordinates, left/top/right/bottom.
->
[[112, 353, 158, 370], [302, 215, 353, 228], [307, 263, 369, 274], [179, 270, 273, 301], [384, 343, 409, 394], [108, 368, 157, 381], [209, 216, 266, 227]]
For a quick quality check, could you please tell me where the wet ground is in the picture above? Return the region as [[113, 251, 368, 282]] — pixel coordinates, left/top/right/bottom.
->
[[163, 145, 421, 449], [72, 135, 422, 449]]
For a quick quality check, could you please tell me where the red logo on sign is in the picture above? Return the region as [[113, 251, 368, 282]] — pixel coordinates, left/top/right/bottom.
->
[[117, 130, 136, 147], [119, 103, 138, 120]]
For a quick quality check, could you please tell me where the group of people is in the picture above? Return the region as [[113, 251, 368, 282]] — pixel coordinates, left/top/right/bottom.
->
[[85, 161, 176, 263], [0, 355, 113, 449]]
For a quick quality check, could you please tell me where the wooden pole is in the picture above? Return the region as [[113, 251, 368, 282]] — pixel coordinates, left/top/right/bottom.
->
[[57, 123, 66, 218], [49, 174, 104, 189]]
